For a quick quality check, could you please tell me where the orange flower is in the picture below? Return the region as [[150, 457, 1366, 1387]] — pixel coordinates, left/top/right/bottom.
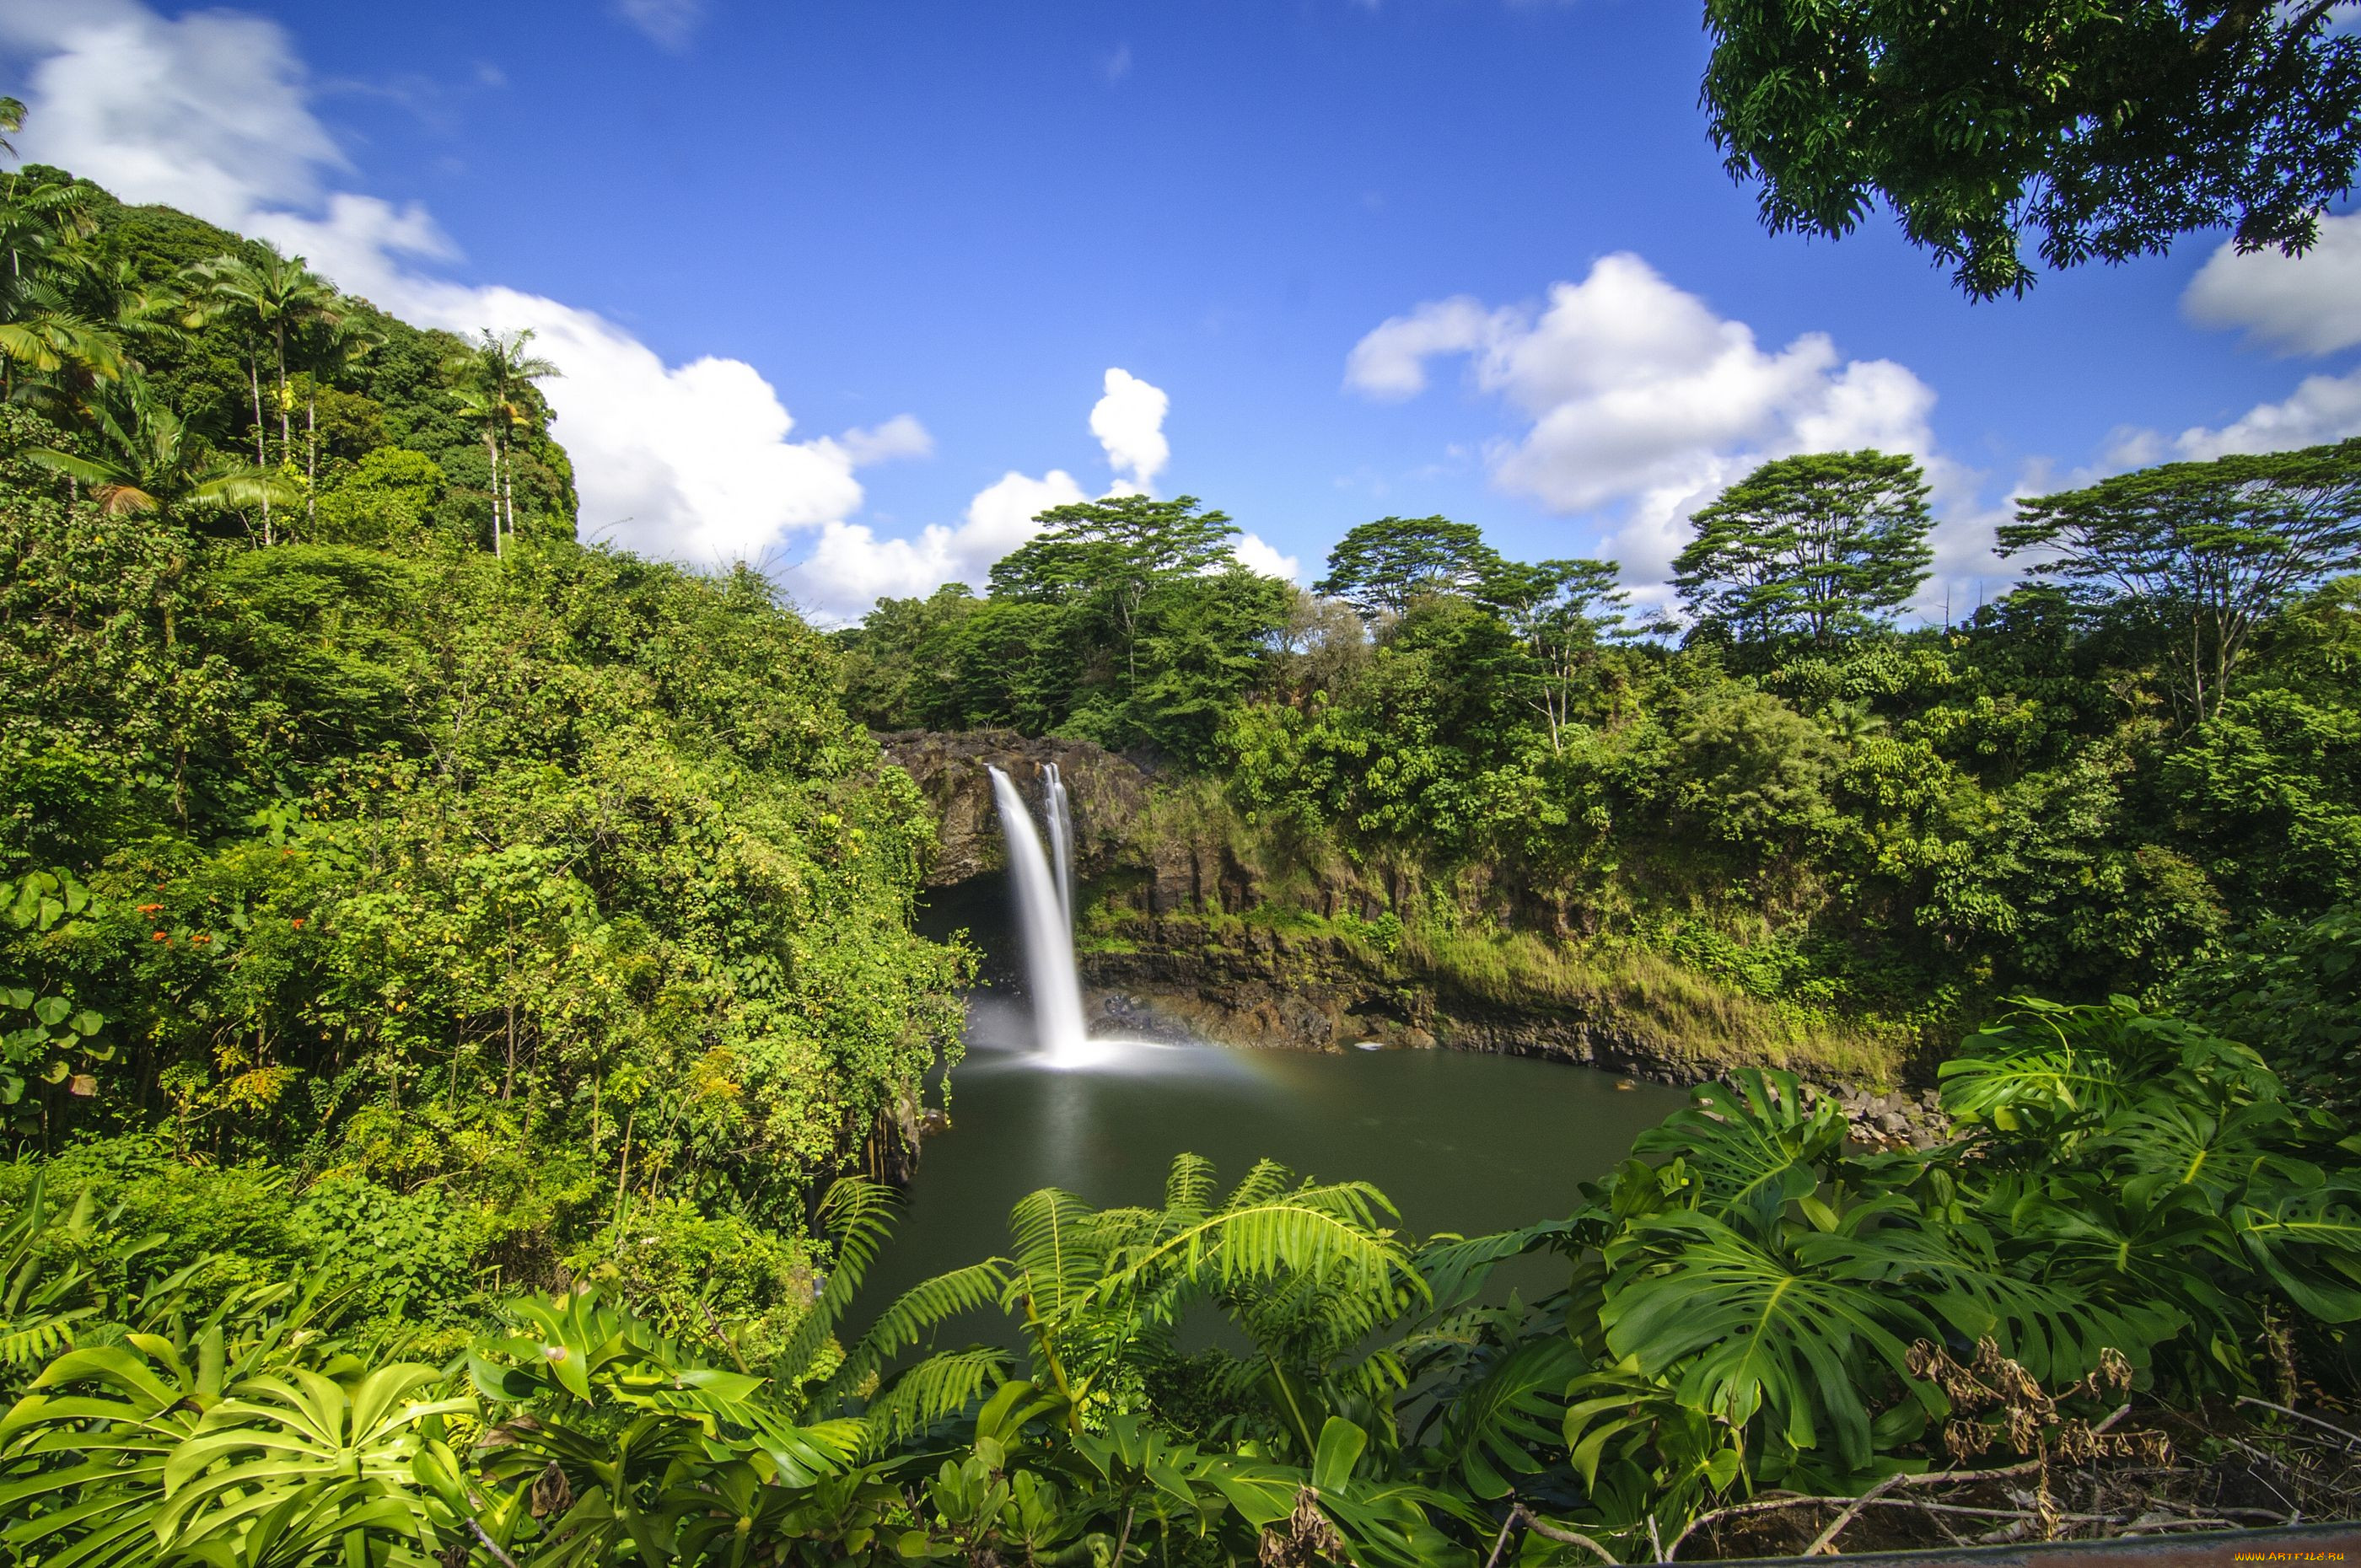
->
[[137, 903, 163, 915], [192, 934, 212, 945], [290, 917, 305, 929], [152, 931, 169, 942]]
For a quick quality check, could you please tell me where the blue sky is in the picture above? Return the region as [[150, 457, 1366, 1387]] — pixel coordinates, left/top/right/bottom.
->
[[4, 0, 2358, 619]]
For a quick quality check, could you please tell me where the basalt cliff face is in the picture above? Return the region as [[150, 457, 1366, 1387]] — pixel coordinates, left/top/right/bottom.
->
[[878, 730, 1154, 887], [879, 730, 1938, 1141]]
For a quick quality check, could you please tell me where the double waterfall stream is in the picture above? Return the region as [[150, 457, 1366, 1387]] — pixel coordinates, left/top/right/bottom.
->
[[850, 763, 1687, 1313]]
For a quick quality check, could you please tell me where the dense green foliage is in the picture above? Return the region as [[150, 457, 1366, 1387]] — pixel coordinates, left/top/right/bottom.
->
[[3, 997, 2353, 1564], [1673, 451, 1933, 648], [3, 115, 2360, 1568], [837, 494, 1290, 765], [0, 159, 965, 1326], [847, 445, 2361, 1050], [1701, 1, 2361, 298]]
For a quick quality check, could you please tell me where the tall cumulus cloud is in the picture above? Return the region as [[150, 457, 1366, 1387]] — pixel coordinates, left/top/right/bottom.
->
[[1347, 254, 1987, 615]]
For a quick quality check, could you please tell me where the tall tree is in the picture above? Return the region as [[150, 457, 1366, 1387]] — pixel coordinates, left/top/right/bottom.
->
[[1673, 450, 1933, 647], [2000, 437, 2361, 725], [298, 313, 385, 526], [989, 493, 1243, 692], [1702, 1, 2361, 300], [1478, 556, 1639, 754], [0, 140, 116, 399], [445, 327, 561, 557], [1314, 515, 1500, 620], [193, 247, 340, 545]]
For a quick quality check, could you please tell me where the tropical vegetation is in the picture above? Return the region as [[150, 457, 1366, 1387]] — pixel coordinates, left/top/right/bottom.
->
[[1, 39, 2359, 1564]]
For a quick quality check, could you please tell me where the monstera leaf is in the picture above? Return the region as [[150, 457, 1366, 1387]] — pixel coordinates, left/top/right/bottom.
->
[[1598, 1209, 1944, 1469], [1634, 1069, 1847, 1222], [2229, 1175, 2361, 1323], [1424, 1329, 1585, 1500], [1941, 997, 2278, 1146], [2096, 1095, 2310, 1209]]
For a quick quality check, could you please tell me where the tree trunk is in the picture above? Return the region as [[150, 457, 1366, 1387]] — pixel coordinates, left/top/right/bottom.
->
[[250, 357, 272, 546], [305, 393, 317, 529], [275, 330, 291, 467], [485, 427, 503, 557]]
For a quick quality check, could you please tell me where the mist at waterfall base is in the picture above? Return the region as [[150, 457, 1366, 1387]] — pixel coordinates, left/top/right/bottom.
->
[[847, 767, 1686, 1319]]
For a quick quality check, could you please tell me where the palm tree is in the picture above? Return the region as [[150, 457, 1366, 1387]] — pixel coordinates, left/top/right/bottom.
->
[[445, 327, 560, 557], [0, 147, 116, 399], [25, 381, 298, 523], [296, 312, 385, 527], [191, 247, 340, 545]]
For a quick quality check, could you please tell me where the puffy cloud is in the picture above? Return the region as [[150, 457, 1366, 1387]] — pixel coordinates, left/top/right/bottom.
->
[[1343, 297, 1500, 399], [0, 0, 341, 224], [836, 415, 935, 468], [2171, 368, 2361, 459], [2, 1, 1218, 622], [1231, 532, 1302, 583], [1090, 368, 1170, 491], [1347, 255, 1955, 599], [2182, 214, 2361, 357], [0, 0, 933, 578], [783, 469, 1089, 620]]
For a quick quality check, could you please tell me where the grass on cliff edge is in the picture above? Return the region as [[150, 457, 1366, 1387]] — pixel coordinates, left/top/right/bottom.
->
[[1400, 923, 1905, 1087], [1082, 900, 1906, 1087]]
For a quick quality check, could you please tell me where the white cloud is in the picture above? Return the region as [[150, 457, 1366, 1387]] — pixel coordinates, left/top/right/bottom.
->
[[0, 1, 1229, 623], [612, 0, 704, 51], [2182, 213, 2361, 357], [1344, 297, 1500, 400], [1347, 255, 1961, 608], [2167, 210, 2361, 459], [0, 0, 341, 225], [836, 415, 935, 468], [1231, 532, 1301, 582], [783, 469, 1089, 619], [2171, 368, 2361, 459], [1090, 368, 1170, 491]]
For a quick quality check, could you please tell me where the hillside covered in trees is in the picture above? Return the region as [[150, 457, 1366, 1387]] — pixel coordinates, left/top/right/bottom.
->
[[0, 158, 966, 1342]]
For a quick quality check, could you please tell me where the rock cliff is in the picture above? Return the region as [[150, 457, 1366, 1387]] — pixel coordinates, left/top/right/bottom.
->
[[878, 729, 1153, 887]]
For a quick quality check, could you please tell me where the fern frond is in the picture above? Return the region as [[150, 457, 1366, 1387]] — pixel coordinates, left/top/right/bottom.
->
[[863, 1346, 1011, 1442], [0, 1310, 89, 1367], [826, 1259, 1011, 1404], [1164, 1152, 1217, 1215], [776, 1179, 902, 1386], [1007, 1188, 1105, 1323]]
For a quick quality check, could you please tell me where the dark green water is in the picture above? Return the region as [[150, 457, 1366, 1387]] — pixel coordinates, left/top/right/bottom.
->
[[856, 877, 1689, 1314]]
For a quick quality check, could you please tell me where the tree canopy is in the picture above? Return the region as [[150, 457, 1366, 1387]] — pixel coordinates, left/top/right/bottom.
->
[[1672, 449, 1934, 646], [1314, 514, 1500, 620], [2002, 436, 2361, 723], [1702, 0, 2361, 298]]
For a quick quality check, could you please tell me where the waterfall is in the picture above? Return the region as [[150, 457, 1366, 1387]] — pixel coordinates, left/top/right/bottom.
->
[[1042, 762, 1076, 932], [987, 764, 1090, 1061]]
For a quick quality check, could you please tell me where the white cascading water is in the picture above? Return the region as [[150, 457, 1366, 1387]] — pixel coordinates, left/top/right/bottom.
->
[[987, 764, 1091, 1061], [1042, 762, 1076, 932]]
